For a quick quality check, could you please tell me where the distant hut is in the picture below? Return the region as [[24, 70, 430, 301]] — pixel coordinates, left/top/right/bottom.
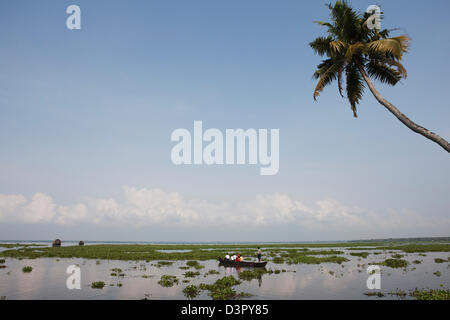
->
[[52, 239, 62, 247], [78, 241, 84, 246]]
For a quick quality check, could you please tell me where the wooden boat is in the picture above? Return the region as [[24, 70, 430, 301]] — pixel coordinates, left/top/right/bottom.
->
[[218, 258, 267, 267]]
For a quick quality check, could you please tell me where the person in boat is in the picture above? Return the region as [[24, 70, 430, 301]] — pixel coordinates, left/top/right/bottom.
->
[[231, 253, 237, 261], [257, 247, 262, 262], [236, 253, 242, 262], [225, 253, 230, 261]]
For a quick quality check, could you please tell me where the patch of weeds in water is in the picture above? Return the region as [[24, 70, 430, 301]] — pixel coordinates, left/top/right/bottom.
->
[[96, 260, 101, 265], [238, 268, 268, 281], [22, 266, 32, 273], [364, 292, 384, 298], [199, 276, 244, 300], [179, 266, 189, 270], [433, 271, 441, 277], [0, 259, 5, 264], [411, 288, 450, 300], [350, 252, 369, 258], [434, 258, 446, 263], [186, 260, 200, 267], [91, 281, 105, 289], [158, 275, 179, 287], [157, 261, 174, 267], [389, 289, 407, 298], [182, 279, 190, 283], [329, 271, 334, 275], [412, 260, 422, 264], [204, 269, 220, 276], [376, 259, 409, 269], [418, 253, 426, 256], [110, 273, 117, 276], [184, 271, 200, 278], [391, 254, 404, 259], [182, 285, 201, 299], [286, 255, 348, 265], [141, 275, 152, 278], [272, 257, 284, 264]]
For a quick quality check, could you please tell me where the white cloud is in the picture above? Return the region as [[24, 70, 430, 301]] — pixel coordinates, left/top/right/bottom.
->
[[0, 187, 448, 236]]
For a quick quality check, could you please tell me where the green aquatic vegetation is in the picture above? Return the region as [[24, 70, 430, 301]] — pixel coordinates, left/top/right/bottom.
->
[[433, 271, 441, 277], [376, 244, 450, 253], [349, 252, 370, 258], [411, 288, 450, 300], [286, 255, 348, 265], [182, 285, 201, 299], [388, 290, 407, 298], [157, 261, 174, 267], [22, 266, 32, 273], [272, 257, 284, 264], [204, 269, 220, 276], [0, 259, 5, 264], [412, 260, 422, 264], [184, 271, 201, 278], [391, 254, 404, 259], [158, 275, 179, 287], [199, 276, 243, 300], [434, 258, 446, 263], [238, 269, 268, 281], [91, 281, 105, 289], [418, 253, 426, 256], [96, 260, 101, 265], [375, 259, 409, 268], [179, 266, 190, 270], [364, 292, 384, 298], [186, 260, 200, 267], [1, 241, 447, 261], [110, 273, 117, 276]]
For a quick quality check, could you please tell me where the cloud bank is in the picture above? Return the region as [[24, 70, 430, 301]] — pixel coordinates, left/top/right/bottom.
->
[[0, 186, 447, 236]]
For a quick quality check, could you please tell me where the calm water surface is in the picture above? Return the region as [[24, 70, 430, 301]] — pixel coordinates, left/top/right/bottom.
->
[[0, 248, 449, 300]]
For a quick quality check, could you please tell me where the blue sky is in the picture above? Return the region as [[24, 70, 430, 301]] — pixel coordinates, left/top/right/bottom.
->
[[0, 0, 449, 241]]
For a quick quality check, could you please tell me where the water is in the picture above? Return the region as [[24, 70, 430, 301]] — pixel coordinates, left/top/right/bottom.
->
[[0, 248, 448, 299]]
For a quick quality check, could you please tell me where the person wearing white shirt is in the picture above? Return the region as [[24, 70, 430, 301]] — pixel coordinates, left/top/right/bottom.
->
[[225, 253, 230, 261]]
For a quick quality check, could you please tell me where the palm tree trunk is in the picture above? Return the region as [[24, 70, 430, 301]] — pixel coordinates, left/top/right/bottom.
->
[[357, 63, 450, 153]]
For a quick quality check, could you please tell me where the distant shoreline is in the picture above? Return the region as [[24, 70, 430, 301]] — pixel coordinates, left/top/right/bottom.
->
[[1, 236, 449, 245]]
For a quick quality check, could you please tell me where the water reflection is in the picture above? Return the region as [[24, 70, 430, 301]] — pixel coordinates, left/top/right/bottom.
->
[[0, 250, 449, 300]]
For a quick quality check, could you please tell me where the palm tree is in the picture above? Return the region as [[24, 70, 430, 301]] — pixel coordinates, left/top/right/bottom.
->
[[310, 1, 450, 153]]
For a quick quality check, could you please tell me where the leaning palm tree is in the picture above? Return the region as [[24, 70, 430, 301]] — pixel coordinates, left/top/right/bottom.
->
[[310, 1, 450, 153]]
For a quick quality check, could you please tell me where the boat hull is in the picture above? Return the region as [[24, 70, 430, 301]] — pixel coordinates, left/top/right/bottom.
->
[[218, 258, 267, 268]]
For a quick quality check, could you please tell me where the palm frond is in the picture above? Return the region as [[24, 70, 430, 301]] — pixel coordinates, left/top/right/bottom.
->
[[366, 61, 401, 85], [345, 62, 365, 117], [309, 36, 333, 57], [313, 59, 342, 100]]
